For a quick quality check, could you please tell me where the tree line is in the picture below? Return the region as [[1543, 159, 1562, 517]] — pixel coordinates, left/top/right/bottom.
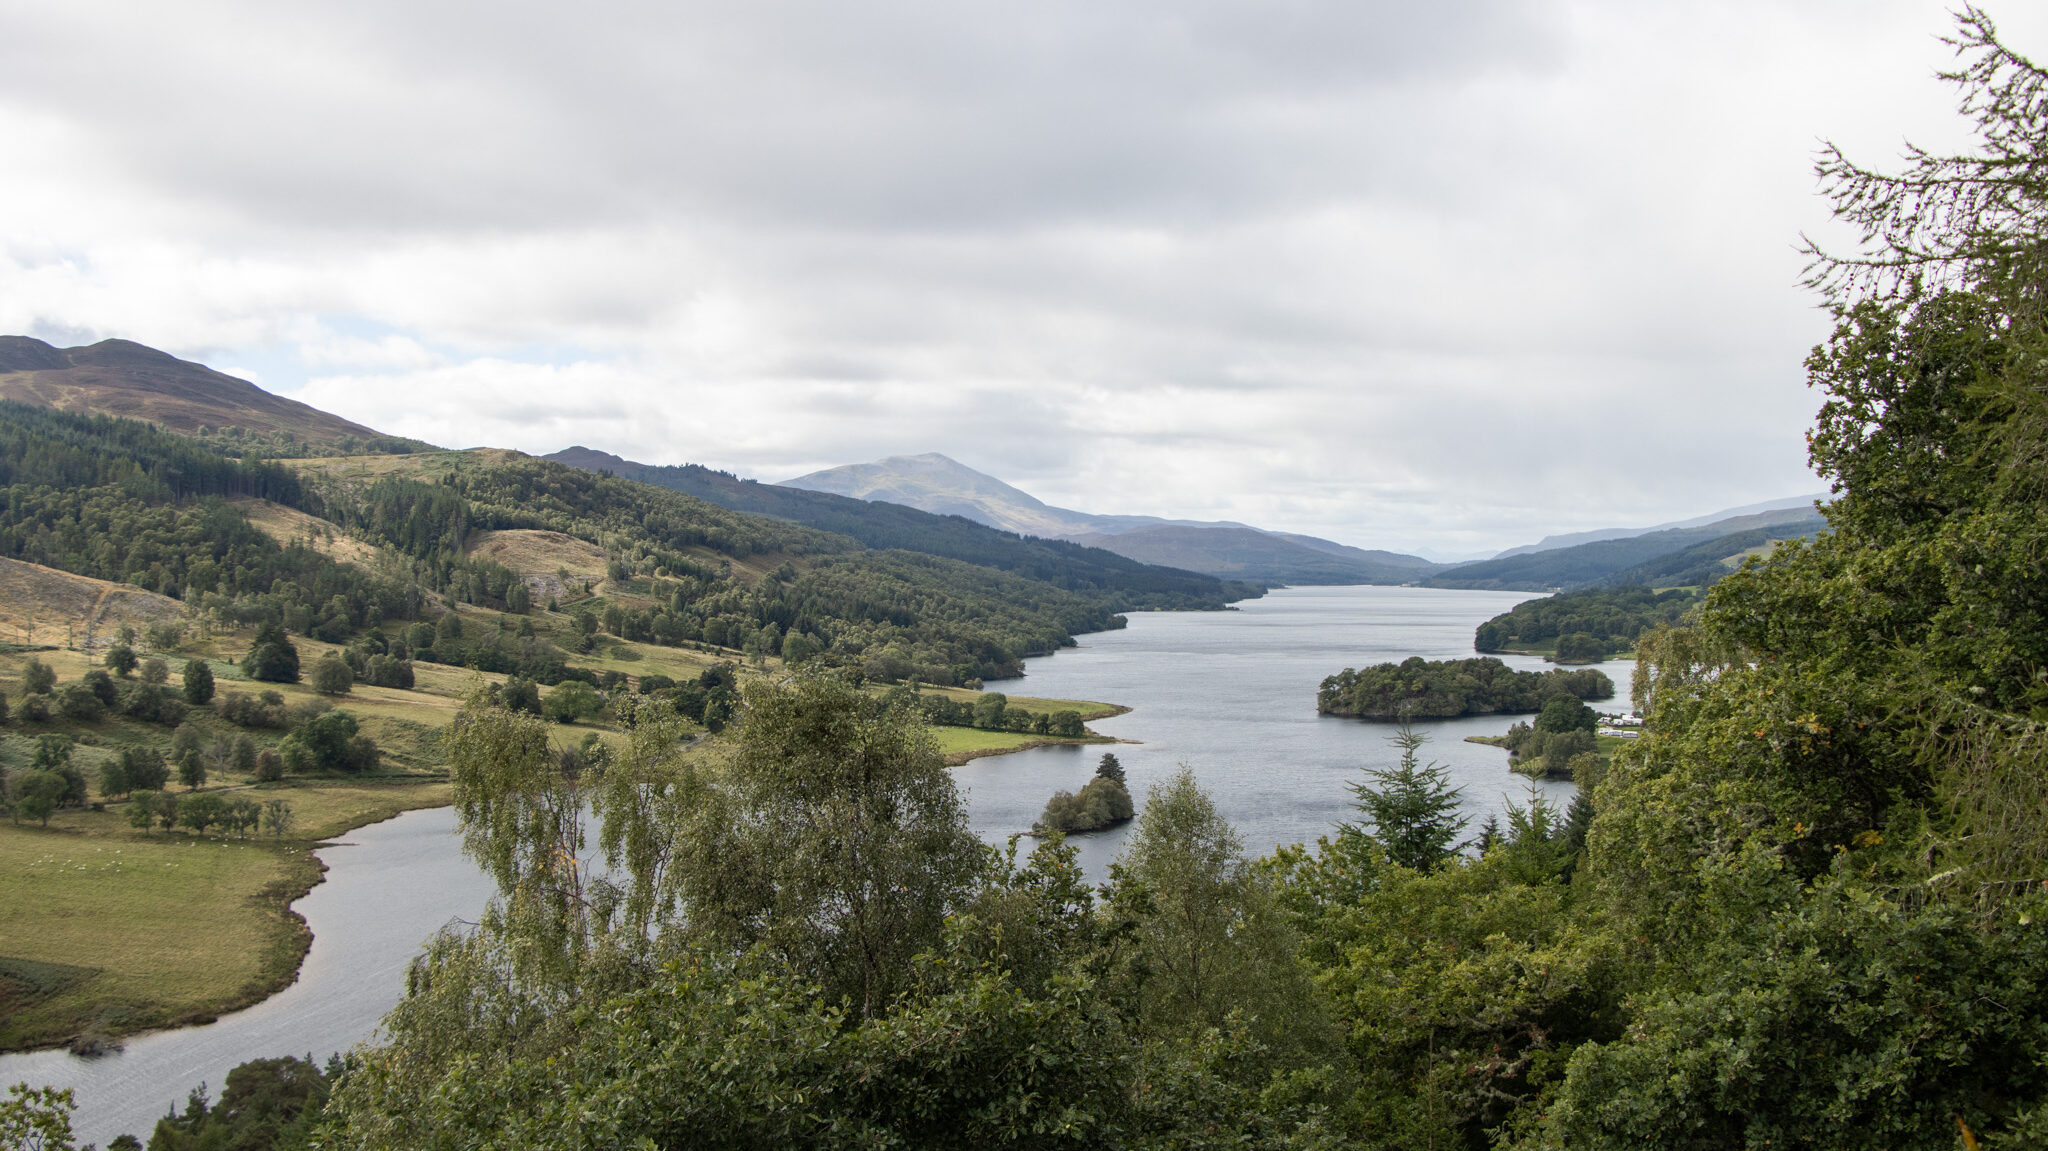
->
[[1473, 585, 1700, 662], [1317, 656, 1612, 720]]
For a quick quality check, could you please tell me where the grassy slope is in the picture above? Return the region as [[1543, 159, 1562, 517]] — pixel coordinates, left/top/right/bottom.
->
[[0, 558, 189, 649]]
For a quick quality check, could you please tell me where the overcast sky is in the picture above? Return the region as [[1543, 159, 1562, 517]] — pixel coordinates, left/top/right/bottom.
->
[[2, 1, 2039, 558]]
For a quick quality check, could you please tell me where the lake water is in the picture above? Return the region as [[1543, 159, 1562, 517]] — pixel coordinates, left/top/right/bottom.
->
[[959, 584, 1624, 879], [2, 584, 1626, 1145]]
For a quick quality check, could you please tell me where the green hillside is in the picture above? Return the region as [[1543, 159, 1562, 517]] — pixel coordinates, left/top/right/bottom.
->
[[544, 446, 1259, 609], [1474, 585, 1702, 662], [1423, 509, 1825, 591]]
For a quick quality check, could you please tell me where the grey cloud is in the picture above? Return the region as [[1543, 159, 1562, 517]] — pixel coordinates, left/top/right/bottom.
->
[[0, 1, 1559, 235], [3, 0, 2034, 552]]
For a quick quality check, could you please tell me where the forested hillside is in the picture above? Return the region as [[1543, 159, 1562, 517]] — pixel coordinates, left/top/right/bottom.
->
[[1475, 586, 1702, 662], [0, 401, 425, 629], [1423, 508, 1824, 591], [0, 405, 1149, 686], [544, 446, 1258, 609], [321, 452, 1126, 684]]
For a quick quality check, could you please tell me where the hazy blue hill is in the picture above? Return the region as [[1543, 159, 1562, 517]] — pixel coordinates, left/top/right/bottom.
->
[[1065, 524, 1437, 585], [544, 446, 1256, 609], [1425, 507, 1828, 591], [780, 451, 1220, 538], [780, 451, 1442, 585], [1489, 497, 1825, 560]]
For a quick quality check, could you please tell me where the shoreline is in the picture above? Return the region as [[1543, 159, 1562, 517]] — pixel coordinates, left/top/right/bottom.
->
[[1, 781, 453, 1056], [941, 730, 1122, 767]]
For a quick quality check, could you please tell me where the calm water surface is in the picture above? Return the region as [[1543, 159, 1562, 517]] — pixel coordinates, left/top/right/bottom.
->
[[0, 807, 495, 1148], [959, 584, 1628, 879], [4, 584, 1623, 1144]]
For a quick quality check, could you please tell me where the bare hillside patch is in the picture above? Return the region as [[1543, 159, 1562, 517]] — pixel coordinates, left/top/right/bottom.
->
[[468, 529, 608, 602], [231, 498, 384, 567], [0, 558, 186, 648]]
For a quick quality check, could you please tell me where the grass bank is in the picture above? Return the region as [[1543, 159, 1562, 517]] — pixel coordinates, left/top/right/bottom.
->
[[0, 779, 451, 1054], [933, 726, 1118, 766]]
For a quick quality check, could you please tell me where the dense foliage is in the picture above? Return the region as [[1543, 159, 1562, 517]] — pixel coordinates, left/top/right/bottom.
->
[[0, 400, 310, 508], [1475, 586, 1701, 662], [324, 456, 1137, 683], [1317, 656, 1612, 720], [145, 1056, 337, 1150], [1035, 753, 1136, 833], [307, 682, 1340, 1148]]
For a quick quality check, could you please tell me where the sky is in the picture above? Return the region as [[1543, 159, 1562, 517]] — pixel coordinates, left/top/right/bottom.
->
[[2, 1, 2040, 559]]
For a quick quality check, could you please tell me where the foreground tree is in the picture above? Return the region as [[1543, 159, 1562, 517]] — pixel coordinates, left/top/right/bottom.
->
[[311, 652, 354, 695], [1529, 13, 2048, 1146], [1108, 767, 1337, 1074], [0, 1083, 79, 1151], [242, 622, 300, 684], [322, 675, 1345, 1148], [663, 671, 989, 1016], [1346, 723, 1468, 871]]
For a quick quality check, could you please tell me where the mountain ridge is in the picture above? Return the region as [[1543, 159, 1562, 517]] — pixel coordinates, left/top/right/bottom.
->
[[543, 445, 1256, 609], [0, 335, 424, 449], [1424, 506, 1830, 591], [779, 452, 1441, 584], [1490, 495, 1827, 559]]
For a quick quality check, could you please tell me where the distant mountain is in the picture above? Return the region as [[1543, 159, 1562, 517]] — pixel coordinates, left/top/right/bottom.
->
[[0, 335, 428, 450], [780, 452, 1231, 539], [1066, 525, 1438, 585], [1491, 496, 1826, 560], [543, 447, 1257, 609], [779, 452, 1440, 585], [1593, 525, 1813, 589], [1425, 507, 1829, 592]]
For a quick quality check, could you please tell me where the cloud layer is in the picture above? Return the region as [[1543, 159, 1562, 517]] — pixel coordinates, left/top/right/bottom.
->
[[3, 0, 2037, 555]]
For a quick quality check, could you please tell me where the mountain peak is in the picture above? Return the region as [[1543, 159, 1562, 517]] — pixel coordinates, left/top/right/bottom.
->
[[0, 333, 405, 445], [0, 336, 69, 372], [781, 453, 1059, 525], [776, 451, 1439, 583]]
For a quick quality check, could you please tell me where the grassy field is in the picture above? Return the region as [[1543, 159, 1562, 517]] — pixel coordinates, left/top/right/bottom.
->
[[232, 498, 386, 567], [929, 726, 1115, 765], [0, 775, 457, 1053], [0, 558, 187, 649], [915, 683, 1126, 722], [0, 810, 319, 1051]]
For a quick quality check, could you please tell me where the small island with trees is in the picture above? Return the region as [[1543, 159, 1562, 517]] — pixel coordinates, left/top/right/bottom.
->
[[1468, 696, 1606, 780], [1032, 751, 1135, 834], [1316, 655, 1612, 720], [1473, 585, 1702, 663]]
